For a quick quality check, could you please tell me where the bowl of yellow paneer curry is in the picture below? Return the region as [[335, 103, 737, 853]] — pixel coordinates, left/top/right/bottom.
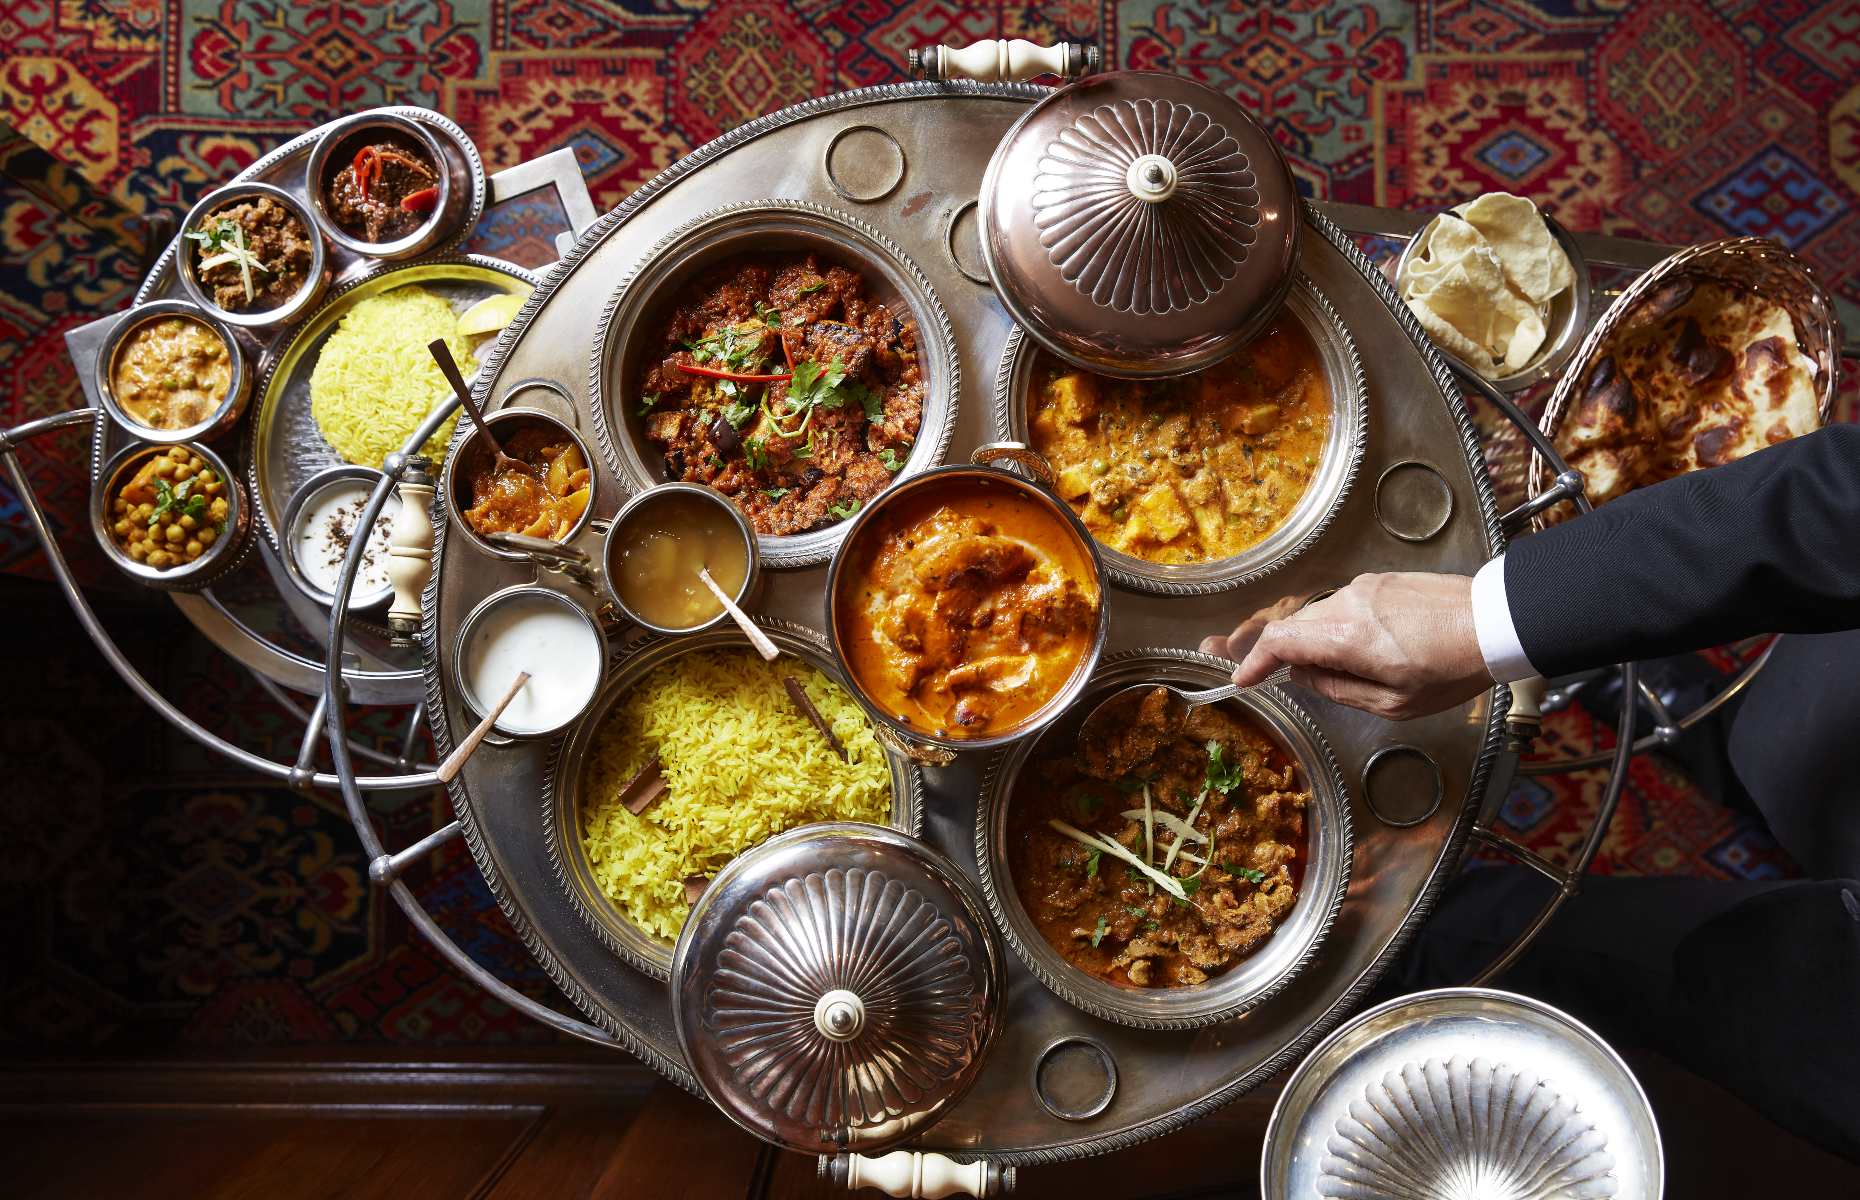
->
[[994, 277, 1366, 594]]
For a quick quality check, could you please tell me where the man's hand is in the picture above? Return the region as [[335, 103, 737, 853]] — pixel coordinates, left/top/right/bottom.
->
[[1200, 573, 1492, 720]]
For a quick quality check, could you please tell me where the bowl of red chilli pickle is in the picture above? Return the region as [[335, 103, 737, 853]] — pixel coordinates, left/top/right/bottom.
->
[[305, 112, 458, 259], [176, 182, 327, 330], [445, 407, 596, 560], [591, 199, 959, 569], [826, 449, 1108, 756], [96, 299, 250, 443], [994, 276, 1367, 595], [976, 650, 1352, 1029], [91, 441, 251, 592], [606, 483, 759, 635]]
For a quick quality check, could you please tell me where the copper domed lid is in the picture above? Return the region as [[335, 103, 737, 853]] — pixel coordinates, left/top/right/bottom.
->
[[671, 823, 1002, 1154], [979, 70, 1301, 378]]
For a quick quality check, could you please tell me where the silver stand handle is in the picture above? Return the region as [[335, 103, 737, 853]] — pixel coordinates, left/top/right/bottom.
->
[[909, 38, 1097, 83], [487, 147, 600, 261]]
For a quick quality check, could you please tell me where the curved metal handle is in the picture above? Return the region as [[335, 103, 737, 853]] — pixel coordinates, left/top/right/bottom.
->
[[487, 530, 602, 591], [487, 147, 600, 262], [970, 440, 1056, 487], [871, 718, 957, 767], [909, 38, 1097, 83]]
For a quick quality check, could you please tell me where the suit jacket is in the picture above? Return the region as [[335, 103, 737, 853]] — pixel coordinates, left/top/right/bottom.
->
[[1506, 422, 1860, 678]]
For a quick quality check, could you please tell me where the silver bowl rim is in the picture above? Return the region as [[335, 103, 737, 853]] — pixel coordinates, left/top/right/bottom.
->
[[278, 463, 399, 612], [974, 647, 1353, 1030], [1391, 207, 1594, 396], [175, 180, 329, 329], [90, 438, 252, 592], [585, 197, 961, 570], [991, 273, 1369, 596], [824, 460, 1111, 755], [604, 481, 760, 636], [1261, 985, 1665, 1198], [302, 110, 457, 260], [93, 298, 252, 445], [451, 582, 610, 740], [541, 618, 929, 981], [441, 405, 600, 562]]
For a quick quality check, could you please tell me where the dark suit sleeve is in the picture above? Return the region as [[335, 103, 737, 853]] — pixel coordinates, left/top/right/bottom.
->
[[1505, 423, 1860, 678]]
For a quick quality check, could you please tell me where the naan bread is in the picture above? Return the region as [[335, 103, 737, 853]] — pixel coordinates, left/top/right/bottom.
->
[[1553, 281, 1820, 512]]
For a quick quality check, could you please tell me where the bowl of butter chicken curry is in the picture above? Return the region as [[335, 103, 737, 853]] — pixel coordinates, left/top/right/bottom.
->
[[828, 457, 1107, 753], [978, 652, 1353, 1028]]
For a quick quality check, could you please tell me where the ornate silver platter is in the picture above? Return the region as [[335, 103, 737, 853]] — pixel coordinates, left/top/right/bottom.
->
[[991, 274, 1368, 594], [424, 81, 1511, 1162]]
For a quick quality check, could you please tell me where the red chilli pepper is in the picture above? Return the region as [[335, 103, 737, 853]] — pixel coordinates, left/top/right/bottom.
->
[[676, 363, 793, 383], [399, 186, 439, 214], [352, 146, 381, 202]]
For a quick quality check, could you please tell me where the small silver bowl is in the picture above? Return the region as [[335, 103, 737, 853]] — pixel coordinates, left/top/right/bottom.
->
[[91, 440, 252, 592], [176, 181, 329, 330], [94, 299, 251, 444], [443, 406, 598, 561], [304, 111, 458, 260], [604, 482, 761, 635], [1393, 208, 1592, 395], [975, 649, 1353, 1030], [453, 584, 609, 740], [280, 465, 399, 611], [588, 198, 960, 570]]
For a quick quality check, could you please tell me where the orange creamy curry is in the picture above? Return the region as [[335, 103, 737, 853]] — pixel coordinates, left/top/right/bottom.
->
[[835, 477, 1100, 740]]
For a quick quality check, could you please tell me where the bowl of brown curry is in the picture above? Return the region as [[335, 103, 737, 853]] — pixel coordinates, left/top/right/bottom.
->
[[976, 649, 1352, 1029]]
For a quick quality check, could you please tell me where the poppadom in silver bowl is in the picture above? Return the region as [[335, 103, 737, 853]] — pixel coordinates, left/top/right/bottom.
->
[[542, 618, 927, 981], [588, 198, 960, 570], [991, 275, 1367, 596], [1263, 987, 1663, 1199], [974, 648, 1352, 1030]]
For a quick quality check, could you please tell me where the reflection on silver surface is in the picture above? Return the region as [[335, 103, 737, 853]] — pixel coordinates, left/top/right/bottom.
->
[[1374, 459, 1455, 544], [824, 123, 906, 202]]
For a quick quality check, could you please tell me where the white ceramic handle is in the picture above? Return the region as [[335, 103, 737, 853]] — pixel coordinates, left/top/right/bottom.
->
[[1507, 676, 1546, 724], [386, 477, 436, 636], [840, 1151, 994, 1199], [917, 38, 1072, 83]]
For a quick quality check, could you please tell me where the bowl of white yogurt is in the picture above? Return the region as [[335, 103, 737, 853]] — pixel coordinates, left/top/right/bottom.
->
[[281, 465, 402, 610], [454, 585, 607, 739]]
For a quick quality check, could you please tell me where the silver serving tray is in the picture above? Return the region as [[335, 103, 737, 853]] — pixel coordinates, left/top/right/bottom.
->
[[974, 648, 1351, 1029], [991, 273, 1368, 595], [542, 619, 927, 980], [424, 81, 1511, 1163]]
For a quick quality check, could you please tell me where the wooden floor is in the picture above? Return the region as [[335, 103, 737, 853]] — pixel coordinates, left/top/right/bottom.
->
[[3, 1045, 1857, 1198]]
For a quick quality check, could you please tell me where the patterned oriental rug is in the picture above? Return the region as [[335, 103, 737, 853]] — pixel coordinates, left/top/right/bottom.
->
[[2, 2, 1853, 1049]]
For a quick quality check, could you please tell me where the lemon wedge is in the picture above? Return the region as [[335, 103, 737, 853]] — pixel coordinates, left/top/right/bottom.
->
[[458, 290, 531, 337]]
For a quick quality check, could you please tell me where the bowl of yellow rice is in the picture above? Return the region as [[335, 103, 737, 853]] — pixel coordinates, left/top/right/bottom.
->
[[546, 620, 923, 979]]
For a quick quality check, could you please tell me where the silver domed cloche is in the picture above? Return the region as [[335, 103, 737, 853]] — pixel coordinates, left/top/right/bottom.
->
[[671, 822, 1003, 1154]]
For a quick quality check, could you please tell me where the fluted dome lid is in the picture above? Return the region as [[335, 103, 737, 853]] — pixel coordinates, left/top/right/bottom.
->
[[979, 70, 1301, 378], [670, 822, 1002, 1154]]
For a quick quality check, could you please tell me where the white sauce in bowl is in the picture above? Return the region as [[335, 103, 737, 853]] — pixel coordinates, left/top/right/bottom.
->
[[292, 480, 401, 604], [462, 590, 603, 736]]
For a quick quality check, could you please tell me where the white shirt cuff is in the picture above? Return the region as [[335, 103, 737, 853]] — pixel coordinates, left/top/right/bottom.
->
[[1471, 556, 1538, 683]]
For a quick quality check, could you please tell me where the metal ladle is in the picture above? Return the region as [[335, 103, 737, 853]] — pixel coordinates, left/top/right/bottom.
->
[[1076, 666, 1293, 751]]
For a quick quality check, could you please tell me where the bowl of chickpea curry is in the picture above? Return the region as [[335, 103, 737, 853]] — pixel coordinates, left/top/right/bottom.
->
[[93, 442, 250, 590], [978, 651, 1352, 1029], [996, 278, 1366, 594]]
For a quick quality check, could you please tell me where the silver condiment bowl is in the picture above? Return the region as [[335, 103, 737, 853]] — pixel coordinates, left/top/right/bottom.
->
[[992, 274, 1367, 596], [91, 439, 253, 593], [442, 406, 598, 561], [452, 583, 609, 740], [1392, 207, 1592, 395], [975, 648, 1352, 1030], [588, 198, 960, 570], [94, 299, 252, 445], [543, 619, 927, 981], [176, 181, 329, 330], [824, 447, 1110, 761], [304, 111, 458, 261], [279, 464, 398, 611], [602, 482, 761, 635]]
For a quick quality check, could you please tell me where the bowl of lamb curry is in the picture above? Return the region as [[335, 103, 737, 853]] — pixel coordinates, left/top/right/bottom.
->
[[827, 456, 1107, 754], [592, 200, 958, 568], [977, 652, 1352, 1028], [995, 277, 1366, 594]]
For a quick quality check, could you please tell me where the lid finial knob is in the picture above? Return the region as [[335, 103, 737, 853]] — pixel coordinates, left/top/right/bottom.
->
[[814, 988, 867, 1042], [1125, 153, 1178, 203]]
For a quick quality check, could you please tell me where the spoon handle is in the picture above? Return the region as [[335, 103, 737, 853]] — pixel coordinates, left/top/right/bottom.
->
[[427, 338, 501, 451], [699, 566, 779, 662], [437, 670, 529, 783], [1183, 666, 1292, 707]]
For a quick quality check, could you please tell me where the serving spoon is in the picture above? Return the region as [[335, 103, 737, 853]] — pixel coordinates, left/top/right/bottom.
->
[[697, 564, 780, 662], [427, 337, 533, 480], [436, 670, 530, 784], [1076, 666, 1294, 751]]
